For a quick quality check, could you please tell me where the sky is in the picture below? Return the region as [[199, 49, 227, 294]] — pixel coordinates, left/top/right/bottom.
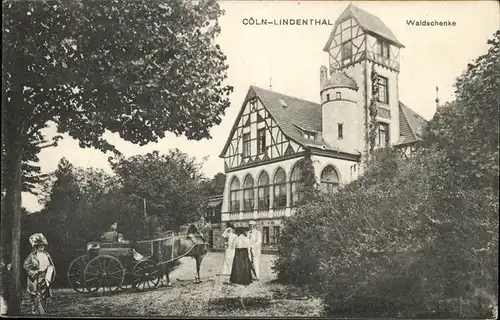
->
[[22, 0, 500, 212]]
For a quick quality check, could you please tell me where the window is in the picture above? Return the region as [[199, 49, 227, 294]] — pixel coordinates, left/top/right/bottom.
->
[[338, 123, 344, 139], [320, 166, 340, 193], [378, 76, 389, 104], [303, 131, 316, 140], [290, 164, 304, 206], [336, 92, 341, 100], [257, 172, 270, 210], [262, 227, 270, 245], [341, 40, 353, 66], [377, 122, 390, 147], [243, 175, 254, 211], [377, 39, 390, 59], [242, 133, 251, 158], [273, 168, 287, 208], [249, 99, 257, 111], [273, 226, 280, 244], [326, 93, 330, 101], [229, 177, 240, 212], [257, 129, 266, 154]]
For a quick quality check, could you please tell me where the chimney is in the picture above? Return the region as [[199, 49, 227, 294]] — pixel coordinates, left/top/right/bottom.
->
[[320, 65, 328, 89]]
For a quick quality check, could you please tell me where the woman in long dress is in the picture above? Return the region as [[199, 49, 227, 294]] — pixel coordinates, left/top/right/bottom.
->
[[221, 226, 237, 275], [229, 227, 254, 285], [23, 233, 56, 315]]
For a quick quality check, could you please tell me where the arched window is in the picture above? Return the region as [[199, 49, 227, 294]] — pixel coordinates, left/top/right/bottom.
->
[[320, 166, 340, 193], [290, 164, 304, 206], [257, 172, 270, 210], [243, 175, 254, 211], [273, 168, 287, 208], [229, 177, 240, 212]]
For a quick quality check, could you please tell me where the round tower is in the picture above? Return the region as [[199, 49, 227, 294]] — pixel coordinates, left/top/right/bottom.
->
[[320, 70, 360, 154]]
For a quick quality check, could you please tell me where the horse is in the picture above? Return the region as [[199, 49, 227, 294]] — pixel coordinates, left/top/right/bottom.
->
[[154, 222, 212, 286]]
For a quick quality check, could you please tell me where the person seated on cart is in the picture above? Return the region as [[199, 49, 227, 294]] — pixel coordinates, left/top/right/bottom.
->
[[101, 222, 120, 242], [102, 222, 144, 261]]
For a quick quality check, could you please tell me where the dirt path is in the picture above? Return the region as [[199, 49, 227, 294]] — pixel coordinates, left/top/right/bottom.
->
[[19, 252, 324, 317]]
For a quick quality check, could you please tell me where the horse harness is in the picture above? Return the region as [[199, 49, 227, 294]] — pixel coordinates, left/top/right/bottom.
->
[[136, 224, 210, 266]]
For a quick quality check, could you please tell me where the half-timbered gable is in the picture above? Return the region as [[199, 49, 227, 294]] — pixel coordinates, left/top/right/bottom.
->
[[220, 86, 319, 172], [324, 4, 404, 73]]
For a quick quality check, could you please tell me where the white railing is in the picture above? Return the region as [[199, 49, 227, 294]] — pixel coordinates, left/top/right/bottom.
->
[[229, 212, 239, 220], [222, 207, 295, 221], [257, 210, 268, 218], [242, 211, 254, 220]]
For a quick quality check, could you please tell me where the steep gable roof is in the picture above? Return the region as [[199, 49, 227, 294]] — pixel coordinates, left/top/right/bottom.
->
[[250, 86, 325, 148], [396, 102, 427, 146], [324, 4, 404, 51]]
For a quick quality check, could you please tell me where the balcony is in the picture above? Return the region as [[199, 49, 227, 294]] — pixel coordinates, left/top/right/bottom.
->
[[221, 207, 295, 221]]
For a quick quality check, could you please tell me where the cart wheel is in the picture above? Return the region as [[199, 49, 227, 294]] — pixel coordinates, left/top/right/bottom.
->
[[132, 260, 161, 292], [84, 255, 125, 295], [67, 255, 89, 293]]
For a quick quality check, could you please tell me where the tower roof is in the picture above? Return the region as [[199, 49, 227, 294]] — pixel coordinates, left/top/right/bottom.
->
[[321, 71, 358, 91], [324, 4, 404, 51]]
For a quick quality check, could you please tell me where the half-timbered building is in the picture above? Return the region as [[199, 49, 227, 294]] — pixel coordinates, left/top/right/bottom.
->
[[216, 5, 427, 251]]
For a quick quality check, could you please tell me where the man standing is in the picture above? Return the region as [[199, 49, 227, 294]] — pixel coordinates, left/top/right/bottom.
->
[[247, 220, 262, 280]]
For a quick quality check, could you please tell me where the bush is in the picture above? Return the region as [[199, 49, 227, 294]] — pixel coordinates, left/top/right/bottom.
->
[[273, 149, 498, 317]]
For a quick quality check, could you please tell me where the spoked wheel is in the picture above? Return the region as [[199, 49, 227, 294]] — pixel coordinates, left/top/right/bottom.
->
[[132, 259, 161, 292], [67, 255, 94, 293], [84, 255, 125, 295]]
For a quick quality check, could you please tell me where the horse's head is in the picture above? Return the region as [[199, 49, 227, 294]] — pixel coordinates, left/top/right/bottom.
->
[[198, 222, 212, 238]]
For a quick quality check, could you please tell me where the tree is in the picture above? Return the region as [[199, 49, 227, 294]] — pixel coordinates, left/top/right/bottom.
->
[[34, 158, 85, 285], [423, 30, 499, 189], [2, 0, 232, 314], [109, 149, 209, 234], [206, 172, 226, 196]]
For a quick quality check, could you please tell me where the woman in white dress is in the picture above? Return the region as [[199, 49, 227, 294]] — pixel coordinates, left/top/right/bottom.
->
[[221, 226, 237, 275]]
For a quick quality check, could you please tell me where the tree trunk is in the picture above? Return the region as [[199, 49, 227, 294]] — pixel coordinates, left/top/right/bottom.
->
[[6, 147, 23, 316]]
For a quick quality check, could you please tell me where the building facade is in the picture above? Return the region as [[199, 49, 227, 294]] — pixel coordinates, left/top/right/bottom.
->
[[218, 5, 426, 251], [205, 195, 223, 251]]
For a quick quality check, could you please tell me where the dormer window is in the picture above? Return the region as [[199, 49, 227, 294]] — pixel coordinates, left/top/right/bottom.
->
[[303, 131, 316, 140], [336, 92, 341, 100]]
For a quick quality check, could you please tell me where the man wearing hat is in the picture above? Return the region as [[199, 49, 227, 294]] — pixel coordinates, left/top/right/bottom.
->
[[247, 220, 262, 280]]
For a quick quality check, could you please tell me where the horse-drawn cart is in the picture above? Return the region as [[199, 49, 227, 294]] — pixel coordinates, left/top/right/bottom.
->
[[67, 223, 212, 294], [67, 239, 162, 294]]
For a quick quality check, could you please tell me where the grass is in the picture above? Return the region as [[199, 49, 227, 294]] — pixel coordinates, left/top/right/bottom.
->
[[18, 252, 324, 317]]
